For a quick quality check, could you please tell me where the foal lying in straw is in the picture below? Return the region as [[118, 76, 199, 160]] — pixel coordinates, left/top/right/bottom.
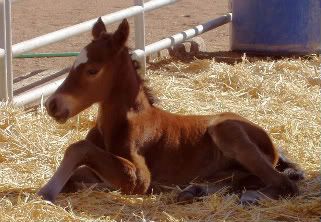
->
[[38, 18, 304, 204]]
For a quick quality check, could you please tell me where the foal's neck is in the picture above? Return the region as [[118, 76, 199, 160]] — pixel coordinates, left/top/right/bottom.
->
[[97, 48, 151, 140], [103, 48, 150, 109]]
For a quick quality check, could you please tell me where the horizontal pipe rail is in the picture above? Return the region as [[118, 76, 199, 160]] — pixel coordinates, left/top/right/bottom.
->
[[13, 78, 64, 106], [145, 13, 232, 55], [0, 0, 176, 58], [14, 13, 231, 60], [12, 14, 232, 106], [131, 13, 232, 58]]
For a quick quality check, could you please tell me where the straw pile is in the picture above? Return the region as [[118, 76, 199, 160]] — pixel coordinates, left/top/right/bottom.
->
[[0, 55, 320, 221]]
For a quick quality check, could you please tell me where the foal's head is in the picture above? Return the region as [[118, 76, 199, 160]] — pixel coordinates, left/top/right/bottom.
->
[[45, 18, 132, 123]]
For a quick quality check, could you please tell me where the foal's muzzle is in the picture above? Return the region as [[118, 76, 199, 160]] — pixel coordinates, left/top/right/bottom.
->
[[45, 95, 70, 123]]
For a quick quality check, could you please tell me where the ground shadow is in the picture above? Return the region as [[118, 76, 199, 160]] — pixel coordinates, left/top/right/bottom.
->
[[148, 50, 319, 71]]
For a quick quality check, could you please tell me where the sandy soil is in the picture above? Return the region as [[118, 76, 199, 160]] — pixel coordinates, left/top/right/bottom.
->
[[11, 0, 230, 77]]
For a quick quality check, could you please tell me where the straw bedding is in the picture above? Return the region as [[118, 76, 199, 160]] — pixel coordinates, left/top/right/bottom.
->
[[0, 55, 320, 221]]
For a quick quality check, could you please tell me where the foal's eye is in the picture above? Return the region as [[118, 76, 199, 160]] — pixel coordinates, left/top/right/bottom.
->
[[87, 69, 99, 76]]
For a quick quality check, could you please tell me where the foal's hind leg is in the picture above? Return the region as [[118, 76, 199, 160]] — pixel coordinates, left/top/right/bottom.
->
[[177, 170, 264, 202], [38, 140, 138, 202], [208, 121, 298, 202]]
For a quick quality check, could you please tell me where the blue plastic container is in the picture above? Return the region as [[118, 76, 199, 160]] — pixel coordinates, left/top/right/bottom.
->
[[230, 0, 321, 55]]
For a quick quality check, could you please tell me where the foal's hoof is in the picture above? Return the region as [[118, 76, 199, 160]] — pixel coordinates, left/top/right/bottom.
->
[[240, 190, 266, 205], [37, 190, 55, 203], [283, 168, 305, 181], [177, 185, 207, 203]]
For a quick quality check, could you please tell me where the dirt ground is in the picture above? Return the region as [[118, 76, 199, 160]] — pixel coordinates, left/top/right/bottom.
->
[[11, 0, 230, 77]]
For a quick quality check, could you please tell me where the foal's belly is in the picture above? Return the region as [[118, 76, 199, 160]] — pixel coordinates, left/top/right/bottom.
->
[[144, 135, 233, 185]]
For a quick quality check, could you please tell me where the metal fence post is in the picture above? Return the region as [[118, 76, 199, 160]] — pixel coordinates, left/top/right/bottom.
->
[[0, 0, 7, 100], [4, 0, 12, 100], [134, 0, 146, 76]]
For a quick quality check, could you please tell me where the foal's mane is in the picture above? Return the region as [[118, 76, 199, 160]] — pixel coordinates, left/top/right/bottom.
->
[[129, 50, 158, 105]]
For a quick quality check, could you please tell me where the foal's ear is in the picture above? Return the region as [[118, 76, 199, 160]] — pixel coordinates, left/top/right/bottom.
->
[[113, 19, 129, 49], [92, 17, 106, 40]]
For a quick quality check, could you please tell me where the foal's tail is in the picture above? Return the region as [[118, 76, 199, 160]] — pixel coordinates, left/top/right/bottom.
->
[[275, 148, 305, 181]]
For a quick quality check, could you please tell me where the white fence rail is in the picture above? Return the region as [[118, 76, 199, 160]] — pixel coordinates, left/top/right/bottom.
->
[[0, 0, 175, 58], [0, 0, 232, 106]]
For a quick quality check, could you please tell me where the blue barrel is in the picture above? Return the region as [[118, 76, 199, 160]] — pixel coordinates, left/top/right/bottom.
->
[[230, 0, 321, 55]]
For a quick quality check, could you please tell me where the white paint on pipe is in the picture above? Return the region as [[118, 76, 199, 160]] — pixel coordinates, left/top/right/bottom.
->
[[130, 49, 145, 62], [144, 0, 175, 11]]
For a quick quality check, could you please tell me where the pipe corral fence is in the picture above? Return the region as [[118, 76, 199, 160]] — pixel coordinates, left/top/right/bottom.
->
[[0, 0, 232, 106]]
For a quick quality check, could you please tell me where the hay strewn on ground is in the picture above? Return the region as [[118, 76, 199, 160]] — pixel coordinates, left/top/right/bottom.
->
[[0, 56, 320, 221]]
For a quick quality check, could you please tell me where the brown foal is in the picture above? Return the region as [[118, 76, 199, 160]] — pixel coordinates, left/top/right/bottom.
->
[[38, 18, 303, 204]]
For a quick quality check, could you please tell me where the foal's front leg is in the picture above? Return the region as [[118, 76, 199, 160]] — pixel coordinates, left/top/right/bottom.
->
[[38, 140, 137, 202]]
